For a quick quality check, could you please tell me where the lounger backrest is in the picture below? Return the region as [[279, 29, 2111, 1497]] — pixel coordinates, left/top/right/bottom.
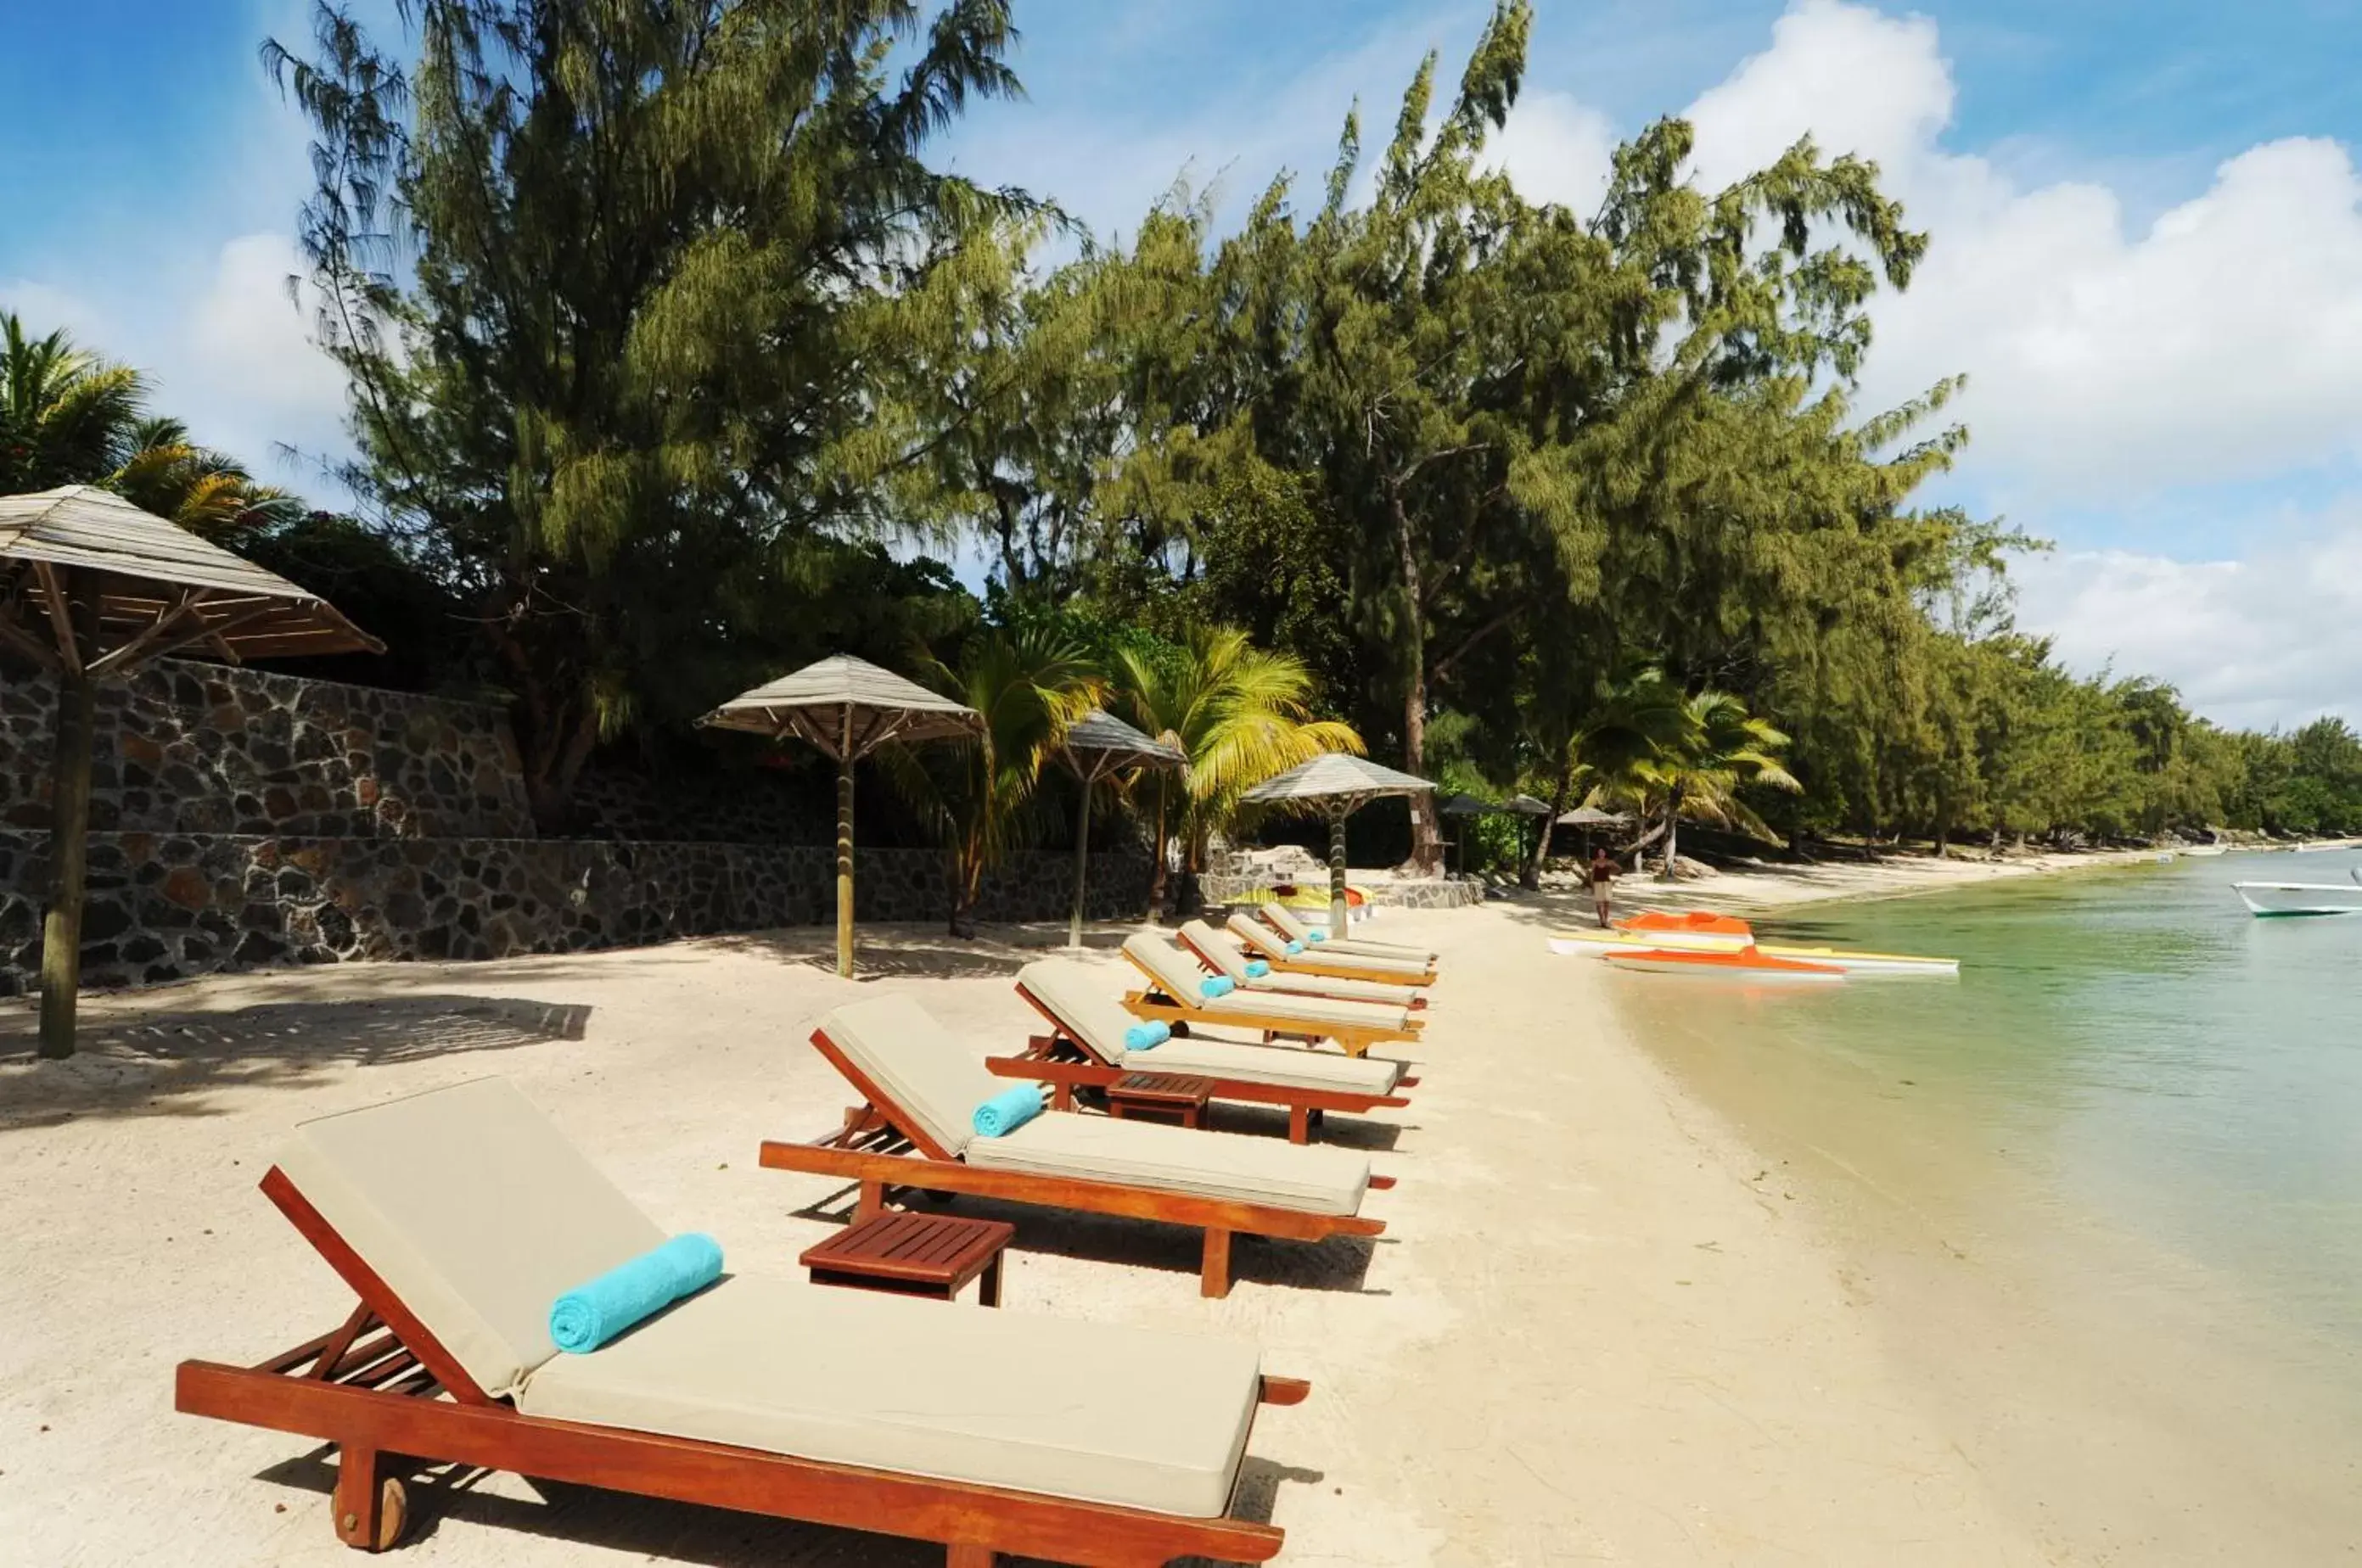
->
[[1017, 959, 1139, 1063], [1179, 920, 1250, 983], [1226, 913, 1287, 960], [1263, 903, 1314, 941], [816, 994, 1004, 1159], [1122, 931, 1211, 1004], [272, 1078, 666, 1400]]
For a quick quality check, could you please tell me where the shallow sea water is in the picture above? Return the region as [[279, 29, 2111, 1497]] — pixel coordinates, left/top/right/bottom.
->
[[1606, 850, 2362, 1558]]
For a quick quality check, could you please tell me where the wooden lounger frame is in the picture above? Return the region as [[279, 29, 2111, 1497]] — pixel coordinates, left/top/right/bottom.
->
[[1174, 923, 1428, 1011], [998, 979, 1417, 1145], [1120, 949, 1422, 1061], [1229, 919, 1439, 988], [760, 1025, 1392, 1298], [176, 1167, 1299, 1566]]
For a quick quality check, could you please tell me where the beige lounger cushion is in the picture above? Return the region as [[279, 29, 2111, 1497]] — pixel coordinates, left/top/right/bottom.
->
[[273, 1078, 665, 1398], [518, 1273, 1261, 1517], [968, 1112, 1370, 1214], [818, 994, 1013, 1157], [1146, 1035, 1402, 1095], [1022, 958, 1401, 1093], [1181, 921, 1423, 1006], [1021, 956, 1165, 1062], [1227, 913, 1431, 980], [1123, 933, 1411, 1032]]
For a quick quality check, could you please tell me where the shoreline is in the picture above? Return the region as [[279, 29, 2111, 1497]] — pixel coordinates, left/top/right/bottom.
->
[[1569, 837, 2359, 914]]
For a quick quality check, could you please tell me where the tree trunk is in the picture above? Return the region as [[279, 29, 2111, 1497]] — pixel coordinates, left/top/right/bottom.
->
[[37, 663, 96, 1060], [1524, 753, 1574, 890], [1660, 786, 1682, 877], [1385, 477, 1442, 875], [1147, 778, 1171, 923]]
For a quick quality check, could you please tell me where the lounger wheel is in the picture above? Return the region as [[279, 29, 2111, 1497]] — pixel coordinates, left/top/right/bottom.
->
[[1169, 1021, 1190, 1038], [333, 1476, 408, 1551]]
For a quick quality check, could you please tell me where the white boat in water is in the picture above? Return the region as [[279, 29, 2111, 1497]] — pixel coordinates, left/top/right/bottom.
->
[[2231, 880, 2362, 916]]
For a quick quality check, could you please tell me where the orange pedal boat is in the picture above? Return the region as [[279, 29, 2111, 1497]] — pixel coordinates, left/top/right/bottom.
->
[[1598, 944, 1844, 983], [1615, 909, 1755, 937]]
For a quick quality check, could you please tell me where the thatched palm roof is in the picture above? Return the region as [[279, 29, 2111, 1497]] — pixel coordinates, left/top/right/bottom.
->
[[1241, 752, 1435, 813], [0, 485, 380, 672], [698, 653, 981, 760]]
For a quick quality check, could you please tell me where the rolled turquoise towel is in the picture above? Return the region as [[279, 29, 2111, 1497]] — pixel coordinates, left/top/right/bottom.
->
[[1245, 959, 1271, 977], [972, 1083, 1046, 1138], [1200, 975, 1236, 999], [1307, 929, 1327, 943], [1285, 939, 1304, 955], [1124, 1021, 1170, 1050], [549, 1234, 723, 1354]]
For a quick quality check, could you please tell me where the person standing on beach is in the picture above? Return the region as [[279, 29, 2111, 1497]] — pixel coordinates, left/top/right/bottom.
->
[[1589, 847, 1618, 928]]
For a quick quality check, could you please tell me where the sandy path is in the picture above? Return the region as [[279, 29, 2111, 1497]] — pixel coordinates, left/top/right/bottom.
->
[[0, 909, 2046, 1565]]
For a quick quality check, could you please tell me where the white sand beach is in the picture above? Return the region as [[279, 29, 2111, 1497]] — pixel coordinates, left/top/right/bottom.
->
[[0, 899, 2076, 1566]]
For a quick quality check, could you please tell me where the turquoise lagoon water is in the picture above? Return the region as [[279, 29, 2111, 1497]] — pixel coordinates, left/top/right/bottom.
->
[[1610, 847, 2362, 1408]]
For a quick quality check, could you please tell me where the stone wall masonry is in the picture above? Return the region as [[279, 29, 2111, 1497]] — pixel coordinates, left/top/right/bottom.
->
[[0, 658, 533, 840], [0, 831, 1152, 994]]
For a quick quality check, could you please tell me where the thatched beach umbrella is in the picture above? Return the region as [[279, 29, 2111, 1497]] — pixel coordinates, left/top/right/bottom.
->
[[699, 654, 981, 979], [1241, 753, 1437, 937], [0, 485, 381, 1058], [1057, 708, 1185, 950]]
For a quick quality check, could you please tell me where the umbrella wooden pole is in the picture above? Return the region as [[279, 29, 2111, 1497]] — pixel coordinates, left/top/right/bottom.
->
[[37, 664, 94, 1059], [1328, 807, 1349, 938], [834, 709, 856, 980], [1068, 764, 1094, 950]]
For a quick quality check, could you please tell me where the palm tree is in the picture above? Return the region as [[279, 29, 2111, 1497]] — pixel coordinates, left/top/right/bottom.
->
[[1587, 680, 1801, 876], [1523, 667, 1692, 884], [3, 315, 300, 540], [107, 418, 306, 542], [2, 314, 144, 493], [893, 624, 1105, 937], [1116, 626, 1362, 916]]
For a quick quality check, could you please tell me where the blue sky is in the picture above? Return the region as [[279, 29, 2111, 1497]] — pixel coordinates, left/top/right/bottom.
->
[[6, 1, 2361, 730]]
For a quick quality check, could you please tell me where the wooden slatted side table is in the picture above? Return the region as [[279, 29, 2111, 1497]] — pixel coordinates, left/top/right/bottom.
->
[[799, 1211, 1015, 1306], [1105, 1071, 1216, 1129]]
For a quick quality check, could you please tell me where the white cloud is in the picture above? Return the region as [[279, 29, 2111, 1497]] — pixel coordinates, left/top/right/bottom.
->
[[182, 232, 351, 462], [1663, 0, 2362, 503], [3, 232, 350, 489], [1490, 91, 1617, 216], [2014, 507, 2362, 730]]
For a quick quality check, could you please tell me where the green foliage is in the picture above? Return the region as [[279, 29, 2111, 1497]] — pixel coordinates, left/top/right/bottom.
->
[[1114, 626, 1361, 910], [889, 621, 1103, 934], [265, 0, 1020, 824], [1, 315, 298, 538]]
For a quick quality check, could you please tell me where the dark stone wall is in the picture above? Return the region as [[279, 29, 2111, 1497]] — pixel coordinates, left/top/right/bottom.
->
[[0, 658, 532, 839], [0, 830, 1152, 994]]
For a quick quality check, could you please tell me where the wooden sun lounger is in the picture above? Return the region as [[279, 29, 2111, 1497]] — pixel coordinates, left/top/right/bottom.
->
[[1226, 912, 1439, 988], [1119, 939, 1423, 1060], [995, 973, 1417, 1145], [1174, 921, 1429, 1011], [1259, 902, 1439, 965], [760, 1021, 1391, 1298], [177, 1154, 1299, 1566]]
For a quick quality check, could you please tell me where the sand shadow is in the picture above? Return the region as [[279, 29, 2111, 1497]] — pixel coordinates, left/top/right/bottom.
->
[[704, 921, 1159, 983], [254, 1422, 1316, 1565], [788, 1181, 1386, 1297], [0, 994, 592, 1130]]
